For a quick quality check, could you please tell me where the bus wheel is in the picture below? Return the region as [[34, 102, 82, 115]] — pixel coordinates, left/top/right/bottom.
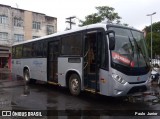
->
[[69, 74, 81, 96], [158, 77, 160, 85], [24, 69, 30, 84]]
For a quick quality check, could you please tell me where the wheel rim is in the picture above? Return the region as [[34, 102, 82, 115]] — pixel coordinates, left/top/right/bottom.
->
[[158, 78, 160, 84], [71, 78, 79, 92], [25, 71, 29, 82]]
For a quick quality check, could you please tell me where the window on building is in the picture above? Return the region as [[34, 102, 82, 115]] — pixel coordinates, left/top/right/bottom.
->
[[32, 21, 41, 30], [47, 25, 54, 35], [0, 15, 8, 24], [32, 36, 40, 39], [14, 18, 23, 27], [14, 34, 24, 42], [0, 32, 8, 40]]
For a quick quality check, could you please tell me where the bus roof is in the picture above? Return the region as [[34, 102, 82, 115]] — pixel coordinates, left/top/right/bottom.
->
[[12, 22, 142, 46]]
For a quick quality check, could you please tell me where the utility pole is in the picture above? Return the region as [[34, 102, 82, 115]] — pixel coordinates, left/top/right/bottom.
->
[[146, 12, 156, 66], [65, 16, 76, 30]]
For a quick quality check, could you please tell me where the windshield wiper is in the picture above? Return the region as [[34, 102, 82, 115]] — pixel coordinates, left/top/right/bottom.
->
[[133, 37, 149, 67], [128, 37, 134, 57], [128, 37, 135, 67]]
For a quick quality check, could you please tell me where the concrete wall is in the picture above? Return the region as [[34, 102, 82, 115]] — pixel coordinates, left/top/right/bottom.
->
[[32, 12, 46, 38], [12, 8, 25, 41], [0, 5, 12, 46], [0, 4, 57, 43], [0, 4, 57, 69], [24, 11, 32, 40]]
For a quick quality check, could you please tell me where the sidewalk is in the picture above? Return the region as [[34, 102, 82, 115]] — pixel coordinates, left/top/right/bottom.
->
[[0, 68, 11, 73], [0, 79, 24, 88], [0, 68, 12, 81], [0, 69, 24, 88]]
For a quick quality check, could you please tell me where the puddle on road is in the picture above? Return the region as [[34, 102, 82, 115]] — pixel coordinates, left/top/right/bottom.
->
[[1, 71, 160, 118], [22, 82, 160, 110], [0, 91, 12, 110], [126, 84, 160, 106], [0, 73, 11, 80]]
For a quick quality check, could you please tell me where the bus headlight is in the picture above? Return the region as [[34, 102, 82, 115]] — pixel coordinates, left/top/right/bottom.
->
[[112, 73, 126, 84]]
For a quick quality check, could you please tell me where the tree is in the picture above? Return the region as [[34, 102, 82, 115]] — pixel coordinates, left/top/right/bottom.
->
[[80, 13, 102, 26], [144, 22, 160, 58], [96, 6, 121, 22], [80, 6, 121, 26], [145, 21, 160, 33]]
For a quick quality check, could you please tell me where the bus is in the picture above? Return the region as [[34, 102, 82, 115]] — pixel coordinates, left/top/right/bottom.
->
[[12, 23, 151, 97]]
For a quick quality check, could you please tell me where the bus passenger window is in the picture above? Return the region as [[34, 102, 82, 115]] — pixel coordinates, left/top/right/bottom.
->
[[12, 47, 16, 58], [61, 33, 82, 56]]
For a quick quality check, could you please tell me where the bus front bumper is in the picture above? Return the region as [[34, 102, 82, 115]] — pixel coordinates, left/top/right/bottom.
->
[[111, 80, 150, 97]]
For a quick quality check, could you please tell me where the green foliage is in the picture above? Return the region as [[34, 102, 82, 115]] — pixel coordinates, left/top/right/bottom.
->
[[145, 32, 160, 58], [95, 6, 121, 22], [145, 22, 160, 58], [80, 13, 102, 26], [145, 21, 160, 33], [80, 6, 121, 26], [123, 23, 129, 26]]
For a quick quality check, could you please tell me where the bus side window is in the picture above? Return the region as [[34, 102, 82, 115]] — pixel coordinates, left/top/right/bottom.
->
[[23, 43, 32, 58], [61, 33, 82, 56], [12, 47, 16, 58], [33, 42, 43, 57], [32, 43, 36, 57], [37, 42, 43, 57], [15, 45, 22, 58], [43, 41, 47, 57]]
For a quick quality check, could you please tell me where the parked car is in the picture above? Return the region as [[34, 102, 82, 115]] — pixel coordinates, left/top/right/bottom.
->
[[151, 68, 160, 85], [151, 59, 160, 67]]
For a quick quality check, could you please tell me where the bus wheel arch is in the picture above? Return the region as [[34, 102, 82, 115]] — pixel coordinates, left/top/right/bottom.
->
[[66, 71, 81, 96]]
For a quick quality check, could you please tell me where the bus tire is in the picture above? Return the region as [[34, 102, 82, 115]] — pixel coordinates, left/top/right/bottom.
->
[[69, 74, 81, 96], [158, 77, 160, 85], [24, 69, 30, 84]]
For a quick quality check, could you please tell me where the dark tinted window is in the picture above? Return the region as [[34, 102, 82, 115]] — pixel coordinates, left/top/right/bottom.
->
[[23, 43, 32, 58], [32, 41, 44, 57], [15, 45, 22, 58], [61, 33, 82, 55], [12, 47, 16, 58], [49, 41, 59, 61], [43, 41, 47, 57]]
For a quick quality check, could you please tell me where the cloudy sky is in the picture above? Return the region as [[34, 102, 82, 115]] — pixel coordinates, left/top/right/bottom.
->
[[1, 0, 160, 32]]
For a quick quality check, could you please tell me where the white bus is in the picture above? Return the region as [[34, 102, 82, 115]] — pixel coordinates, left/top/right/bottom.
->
[[12, 23, 151, 97]]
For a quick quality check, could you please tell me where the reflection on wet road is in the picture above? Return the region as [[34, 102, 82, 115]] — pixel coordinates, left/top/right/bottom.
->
[[0, 73, 160, 119]]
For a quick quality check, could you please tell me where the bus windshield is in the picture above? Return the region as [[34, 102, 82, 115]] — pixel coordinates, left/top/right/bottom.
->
[[108, 27, 150, 72]]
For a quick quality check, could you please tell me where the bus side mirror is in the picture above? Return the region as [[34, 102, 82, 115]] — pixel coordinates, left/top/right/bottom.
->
[[106, 30, 115, 50]]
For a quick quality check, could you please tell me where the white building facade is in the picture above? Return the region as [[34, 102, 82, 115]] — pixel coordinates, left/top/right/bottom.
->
[[0, 4, 57, 69]]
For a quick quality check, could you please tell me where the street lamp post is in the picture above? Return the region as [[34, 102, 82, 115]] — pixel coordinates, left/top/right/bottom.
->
[[146, 12, 156, 66]]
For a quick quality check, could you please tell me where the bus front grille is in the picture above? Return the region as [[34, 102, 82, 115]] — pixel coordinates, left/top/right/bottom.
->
[[128, 81, 146, 84], [127, 85, 147, 94]]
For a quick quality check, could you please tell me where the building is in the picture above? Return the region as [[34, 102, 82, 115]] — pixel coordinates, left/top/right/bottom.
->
[[0, 45, 11, 69], [0, 4, 57, 69]]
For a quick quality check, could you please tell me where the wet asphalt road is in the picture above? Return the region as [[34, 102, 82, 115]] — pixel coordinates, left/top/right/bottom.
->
[[0, 72, 160, 119]]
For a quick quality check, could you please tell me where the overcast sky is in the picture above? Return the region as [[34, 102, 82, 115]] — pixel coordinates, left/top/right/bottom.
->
[[1, 0, 160, 32]]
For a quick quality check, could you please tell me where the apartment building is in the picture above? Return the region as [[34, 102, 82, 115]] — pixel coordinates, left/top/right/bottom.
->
[[0, 4, 57, 69]]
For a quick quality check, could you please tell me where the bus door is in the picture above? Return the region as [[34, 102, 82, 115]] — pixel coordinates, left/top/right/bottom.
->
[[83, 31, 102, 92], [48, 41, 60, 83]]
